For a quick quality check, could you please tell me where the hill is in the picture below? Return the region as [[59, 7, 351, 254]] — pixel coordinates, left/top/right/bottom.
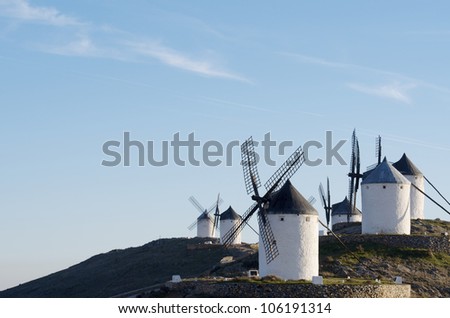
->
[[1, 219, 449, 298], [0, 238, 256, 298]]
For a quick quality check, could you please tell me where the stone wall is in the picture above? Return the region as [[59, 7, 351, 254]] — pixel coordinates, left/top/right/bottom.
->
[[320, 235, 450, 254], [164, 281, 411, 298]]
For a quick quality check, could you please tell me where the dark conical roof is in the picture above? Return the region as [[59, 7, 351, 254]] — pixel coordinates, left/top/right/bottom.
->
[[393, 153, 423, 176], [220, 206, 241, 221], [332, 197, 362, 216], [361, 158, 410, 185], [268, 180, 318, 215], [197, 212, 212, 221]]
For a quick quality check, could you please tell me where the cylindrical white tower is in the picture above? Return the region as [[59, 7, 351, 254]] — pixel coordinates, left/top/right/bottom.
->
[[259, 180, 319, 281], [362, 158, 411, 235], [197, 213, 214, 238], [393, 153, 425, 220], [331, 197, 362, 228], [220, 206, 242, 244]]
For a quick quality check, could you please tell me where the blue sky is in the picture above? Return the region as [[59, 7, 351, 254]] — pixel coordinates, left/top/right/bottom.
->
[[1, 0, 450, 290]]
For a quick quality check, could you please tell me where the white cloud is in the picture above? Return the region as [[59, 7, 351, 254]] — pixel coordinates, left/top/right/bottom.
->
[[40, 34, 98, 56], [129, 41, 251, 83], [280, 52, 408, 79], [280, 53, 351, 69], [0, 1, 250, 83], [282, 52, 450, 99], [347, 82, 416, 104], [0, 0, 82, 26]]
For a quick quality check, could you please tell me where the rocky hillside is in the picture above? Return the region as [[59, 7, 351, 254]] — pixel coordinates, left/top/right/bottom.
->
[[1, 219, 449, 298], [332, 218, 450, 235], [0, 238, 256, 298]]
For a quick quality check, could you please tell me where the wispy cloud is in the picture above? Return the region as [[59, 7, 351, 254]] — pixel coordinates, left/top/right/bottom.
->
[[281, 52, 450, 101], [41, 33, 97, 56], [280, 53, 351, 69], [347, 82, 416, 104], [1, 1, 249, 83], [128, 41, 251, 83], [0, 0, 82, 26], [280, 52, 410, 79], [38, 33, 132, 63]]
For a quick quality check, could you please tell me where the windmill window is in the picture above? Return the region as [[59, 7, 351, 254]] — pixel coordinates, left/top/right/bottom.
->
[[400, 186, 403, 189], [280, 217, 285, 221], [306, 217, 311, 222], [383, 185, 387, 189]]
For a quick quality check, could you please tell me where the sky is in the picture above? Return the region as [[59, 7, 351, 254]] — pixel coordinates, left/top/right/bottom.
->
[[1, 0, 450, 291]]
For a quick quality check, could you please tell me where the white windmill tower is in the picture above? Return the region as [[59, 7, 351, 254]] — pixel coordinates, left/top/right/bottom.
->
[[261, 180, 319, 280], [393, 153, 425, 220], [361, 158, 411, 235], [187, 195, 222, 238], [219, 206, 242, 244], [222, 137, 318, 281]]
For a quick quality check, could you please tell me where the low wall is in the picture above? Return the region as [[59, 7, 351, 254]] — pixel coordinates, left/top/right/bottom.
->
[[320, 235, 450, 254], [164, 281, 411, 298]]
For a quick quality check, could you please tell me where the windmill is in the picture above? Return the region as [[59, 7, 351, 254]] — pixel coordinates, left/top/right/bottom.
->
[[318, 178, 332, 228], [347, 130, 363, 223], [187, 194, 223, 238], [361, 158, 411, 234], [222, 136, 306, 264]]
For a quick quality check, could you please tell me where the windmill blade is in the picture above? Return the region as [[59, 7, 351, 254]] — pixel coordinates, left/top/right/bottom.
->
[[308, 196, 317, 206], [376, 135, 382, 165], [212, 215, 218, 237], [264, 146, 305, 193], [349, 145, 356, 175], [347, 130, 359, 223], [327, 177, 331, 209], [348, 178, 355, 223], [326, 177, 331, 226], [222, 202, 259, 246], [351, 139, 362, 218], [207, 215, 215, 226], [207, 197, 224, 214], [349, 130, 356, 171], [351, 129, 357, 153], [257, 211, 279, 264], [212, 194, 221, 234], [189, 196, 205, 214], [319, 183, 327, 208], [319, 179, 332, 226], [348, 177, 355, 204], [241, 137, 261, 195], [213, 214, 220, 229], [187, 219, 198, 231], [354, 139, 361, 194]]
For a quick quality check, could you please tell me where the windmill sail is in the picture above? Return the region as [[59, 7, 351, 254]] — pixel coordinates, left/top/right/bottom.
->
[[319, 177, 332, 227], [222, 136, 306, 264], [347, 130, 362, 223]]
